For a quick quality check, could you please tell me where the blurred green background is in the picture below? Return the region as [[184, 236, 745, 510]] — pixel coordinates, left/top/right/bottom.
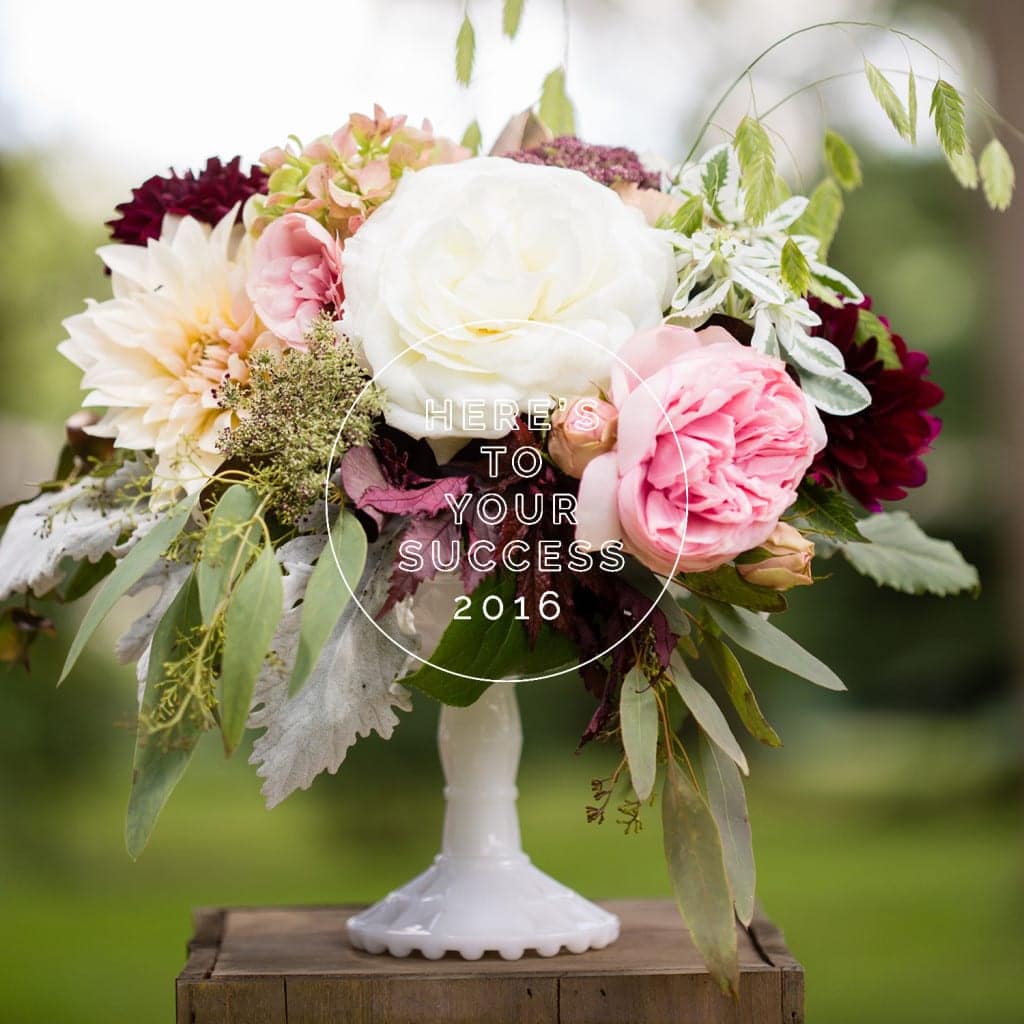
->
[[1, 1, 1022, 1022]]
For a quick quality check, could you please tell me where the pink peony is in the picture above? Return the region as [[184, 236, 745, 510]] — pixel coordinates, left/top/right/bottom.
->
[[247, 213, 344, 348], [576, 325, 825, 575]]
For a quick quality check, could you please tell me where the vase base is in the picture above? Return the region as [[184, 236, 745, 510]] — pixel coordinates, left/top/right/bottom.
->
[[347, 853, 620, 960]]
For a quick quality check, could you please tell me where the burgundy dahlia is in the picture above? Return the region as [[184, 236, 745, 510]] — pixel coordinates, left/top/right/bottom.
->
[[106, 156, 268, 246], [505, 136, 659, 190], [807, 298, 943, 511]]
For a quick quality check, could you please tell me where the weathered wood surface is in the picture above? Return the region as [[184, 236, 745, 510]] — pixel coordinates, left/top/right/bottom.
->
[[177, 900, 803, 1024]]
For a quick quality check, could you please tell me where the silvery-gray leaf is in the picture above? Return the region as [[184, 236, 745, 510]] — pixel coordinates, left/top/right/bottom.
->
[[730, 262, 787, 305], [810, 263, 865, 302], [674, 278, 732, 323], [248, 535, 414, 808], [0, 459, 157, 601], [779, 327, 845, 376], [761, 195, 809, 231]]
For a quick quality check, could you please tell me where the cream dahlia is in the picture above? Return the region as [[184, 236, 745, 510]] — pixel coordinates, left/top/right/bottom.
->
[[59, 209, 274, 495]]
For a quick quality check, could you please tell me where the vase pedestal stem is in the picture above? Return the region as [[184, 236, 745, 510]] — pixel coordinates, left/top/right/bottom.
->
[[346, 682, 620, 960]]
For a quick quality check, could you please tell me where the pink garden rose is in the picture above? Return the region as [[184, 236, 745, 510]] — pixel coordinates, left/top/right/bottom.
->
[[576, 325, 825, 575], [247, 212, 344, 348]]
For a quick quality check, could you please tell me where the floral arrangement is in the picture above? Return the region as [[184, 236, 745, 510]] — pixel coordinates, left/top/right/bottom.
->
[[0, 12, 1012, 993]]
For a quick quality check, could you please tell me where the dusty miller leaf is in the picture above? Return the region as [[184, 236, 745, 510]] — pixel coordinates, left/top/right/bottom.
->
[[839, 511, 980, 596], [248, 535, 414, 808], [620, 666, 659, 802], [0, 459, 159, 603]]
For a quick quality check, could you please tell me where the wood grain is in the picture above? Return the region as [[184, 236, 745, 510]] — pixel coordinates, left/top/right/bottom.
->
[[176, 900, 803, 1023]]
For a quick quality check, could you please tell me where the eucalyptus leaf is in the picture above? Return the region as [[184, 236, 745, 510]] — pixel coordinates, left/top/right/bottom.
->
[[58, 553, 116, 603], [126, 573, 203, 858], [840, 511, 980, 596], [620, 667, 659, 802], [59, 490, 199, 684], [662, 759, 739, 996], [670, 652, 748, 774], [289, 509, 367, 697], [698, 732, 755, 926], [703, 632, 781, 748], [703, 600, 846, 692], [220, 544, 284, 755], [196, 484, 261, 624]]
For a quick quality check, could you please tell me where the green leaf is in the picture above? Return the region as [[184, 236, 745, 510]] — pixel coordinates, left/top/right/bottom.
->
[[930, 80, 967, 158], [57, 553, 116, 603], [620, 667, 659, 802], [854, 307, 901, 370], [787, 482, 865, 542], [220, 544, 283, 755], [824, 130, 862, 190], [907, 67, 918, 145], [792, 178, 844, 259], [947, 145, 979, 190], [701, 149, 730, 214], [840, 511, 980, 596], [126, 573, 202, 859], [502, 0, 525, 38], [703, 632, 781, 748], [196, 484, 261, 625], [780, 237, 811, 297], [668, 193, 705, 236], [401, 574, 577, 706], [680, 564, 786, 613], [662, 759, 738, 996], [539, 67, 575, 136], [59, 491, 199, 684], [734, 116, 776, 225], [864, 60, 912, 141], [697, 732, 755, 927], [703, 600, 846, 691], [460, 119, 482, 155], [980, 138, 1015, 212], [670, 653, 747, 774], [289, 510, 367, 697], [455, 14, 475, 86]]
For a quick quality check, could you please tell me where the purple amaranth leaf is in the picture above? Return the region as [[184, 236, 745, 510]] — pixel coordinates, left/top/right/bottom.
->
[[361, 476, 469, 517], [383, 513, 462, 614], [340, 445, 388, 528]]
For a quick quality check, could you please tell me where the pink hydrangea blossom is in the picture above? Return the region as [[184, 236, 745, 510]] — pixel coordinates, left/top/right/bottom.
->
[[247, 213, 344, 348], [576, 325, 825, 575]]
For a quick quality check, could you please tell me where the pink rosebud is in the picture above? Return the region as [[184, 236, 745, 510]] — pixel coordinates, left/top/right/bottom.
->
[[576, 325, 825, 575], [736, 522, 815, 590], [549, 398, 618, 478], [247, 212, 344, 349]]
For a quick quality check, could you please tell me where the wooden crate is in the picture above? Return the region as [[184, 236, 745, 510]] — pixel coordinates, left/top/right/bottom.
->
[[176, 900, 803, 1024]]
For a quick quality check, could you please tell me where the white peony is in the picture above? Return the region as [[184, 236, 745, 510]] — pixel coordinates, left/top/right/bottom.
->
[[59, 210, 275, 496], [341, 157, 675, 442]]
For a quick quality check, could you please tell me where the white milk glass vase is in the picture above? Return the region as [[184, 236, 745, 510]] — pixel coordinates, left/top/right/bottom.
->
[[346, 681, 620, 960]]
